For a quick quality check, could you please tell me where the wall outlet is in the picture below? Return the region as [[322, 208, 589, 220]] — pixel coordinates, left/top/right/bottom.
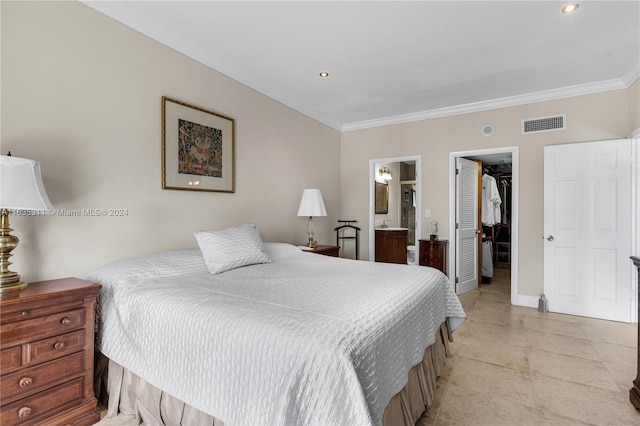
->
[[425, 209, 431, 218]]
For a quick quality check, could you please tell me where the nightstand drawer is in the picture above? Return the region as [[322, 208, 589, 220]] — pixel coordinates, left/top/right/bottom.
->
[[0, 309, 86, 347], [0, 301, 84, 326], [1, 351, 84, 403], [29, 330, 85, 365], [1, 347, 22, 371], [0, 377, 84, 426]]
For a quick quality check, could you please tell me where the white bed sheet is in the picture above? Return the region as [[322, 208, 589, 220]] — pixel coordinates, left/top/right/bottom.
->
[[88, 243, 466, 426]]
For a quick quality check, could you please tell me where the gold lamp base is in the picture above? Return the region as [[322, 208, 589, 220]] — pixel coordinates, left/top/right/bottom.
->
[[0, 209, 27, 293]]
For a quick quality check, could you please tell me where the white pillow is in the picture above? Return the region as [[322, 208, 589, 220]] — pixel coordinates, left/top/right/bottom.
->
[[194, 224, 271, 274]]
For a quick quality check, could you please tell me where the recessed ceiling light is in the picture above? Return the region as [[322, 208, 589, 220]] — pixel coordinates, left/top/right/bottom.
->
[[562, 3, 579, 13], [319, 72, 329, 78]]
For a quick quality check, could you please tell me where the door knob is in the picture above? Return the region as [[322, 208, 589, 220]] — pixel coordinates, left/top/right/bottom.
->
[[546, 235, 554, 241]]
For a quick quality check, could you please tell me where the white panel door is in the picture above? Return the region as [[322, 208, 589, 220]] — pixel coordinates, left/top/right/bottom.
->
[[544, 139, 632, 322], [456, 158, 479, 294]]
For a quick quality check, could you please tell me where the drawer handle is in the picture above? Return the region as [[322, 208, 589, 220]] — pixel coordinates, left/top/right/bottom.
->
[[18, 406, 32, 418], [60, 317, 72, 326], [18, 377, 33, 388], [54, 341, 65, 350], [20, 310, 30, 316]]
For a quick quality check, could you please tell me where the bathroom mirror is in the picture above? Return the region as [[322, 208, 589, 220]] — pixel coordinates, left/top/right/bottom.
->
[[375, 181, 389, 214]]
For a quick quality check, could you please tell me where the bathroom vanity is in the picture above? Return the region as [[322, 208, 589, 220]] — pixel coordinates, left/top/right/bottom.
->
[[375, 228, 408, 264]]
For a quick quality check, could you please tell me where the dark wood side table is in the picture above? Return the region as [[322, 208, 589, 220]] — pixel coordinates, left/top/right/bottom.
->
[[307, 245, 340, 257], [419, 239, 448, 276], [630, 256, 640, 410], [0, 278, 101, 426]]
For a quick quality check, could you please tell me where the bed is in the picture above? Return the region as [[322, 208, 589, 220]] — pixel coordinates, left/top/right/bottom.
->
[[88, 225, 466, 426]]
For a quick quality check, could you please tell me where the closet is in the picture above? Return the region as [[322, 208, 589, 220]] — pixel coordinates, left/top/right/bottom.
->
[[479, 163, 512, 283]]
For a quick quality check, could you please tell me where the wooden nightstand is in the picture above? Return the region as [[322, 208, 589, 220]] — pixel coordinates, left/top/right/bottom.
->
[[0, 278, 101, 426], [307, 245, 340, 257], [419, 239, 448, 276]]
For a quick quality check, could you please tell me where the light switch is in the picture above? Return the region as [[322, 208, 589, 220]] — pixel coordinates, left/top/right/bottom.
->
[[425, 209, 431, 218]]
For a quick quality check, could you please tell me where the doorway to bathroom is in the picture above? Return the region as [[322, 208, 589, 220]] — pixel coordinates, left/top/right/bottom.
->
[[369, 155, 422, 265]]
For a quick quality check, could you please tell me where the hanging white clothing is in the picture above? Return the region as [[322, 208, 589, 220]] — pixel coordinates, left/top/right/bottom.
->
[[482, 239, 493, 278], [481, 174, 502, 226]]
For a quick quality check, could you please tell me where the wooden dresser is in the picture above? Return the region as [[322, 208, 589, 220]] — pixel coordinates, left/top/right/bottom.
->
[[0, 278, 101, 426], [418, 239, 447, 275], [630, 256, 640, 410], [375, 229, 408, 264]]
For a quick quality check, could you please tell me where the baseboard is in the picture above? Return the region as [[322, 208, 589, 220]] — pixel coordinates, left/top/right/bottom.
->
[[515, 294, 539, 309]]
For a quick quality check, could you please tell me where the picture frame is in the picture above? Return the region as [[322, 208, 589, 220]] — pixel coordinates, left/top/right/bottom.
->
[[162, 96, 235, 193], [375, 181, 389, 214]]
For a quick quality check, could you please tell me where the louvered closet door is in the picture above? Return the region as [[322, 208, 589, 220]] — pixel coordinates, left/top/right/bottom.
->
[[456, 158, 480, 294]]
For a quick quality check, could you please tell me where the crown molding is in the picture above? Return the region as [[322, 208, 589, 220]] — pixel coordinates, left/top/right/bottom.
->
[[621, 60, 640, 87], [341, 79, 629, 132]]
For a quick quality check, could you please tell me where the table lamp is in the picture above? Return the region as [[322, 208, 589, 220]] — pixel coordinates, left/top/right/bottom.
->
[[0, 155, 54, 293], [297, 189, 327, 248]]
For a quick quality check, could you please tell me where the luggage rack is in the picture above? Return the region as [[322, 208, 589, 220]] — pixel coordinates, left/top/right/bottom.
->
[[334, 220, 360, 260]]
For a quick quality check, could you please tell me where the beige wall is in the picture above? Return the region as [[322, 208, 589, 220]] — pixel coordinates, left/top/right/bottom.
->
[[340, 89, 632, 298], [1, 1, 341, 282]]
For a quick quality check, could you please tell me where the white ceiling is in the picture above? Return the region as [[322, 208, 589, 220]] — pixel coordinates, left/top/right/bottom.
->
[[83, 1, 640, 131]]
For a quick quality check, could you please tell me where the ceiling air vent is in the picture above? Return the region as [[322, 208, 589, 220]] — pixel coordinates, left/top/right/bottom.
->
[[522, 114, 566, 134]]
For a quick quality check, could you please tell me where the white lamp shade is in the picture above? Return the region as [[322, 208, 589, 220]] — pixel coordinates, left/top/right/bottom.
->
[[0, 155, 54, 212], [297, 189, 327, 217]]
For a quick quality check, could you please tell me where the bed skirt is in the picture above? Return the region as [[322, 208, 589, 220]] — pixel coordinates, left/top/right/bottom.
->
[[95, 322, 452, 426]]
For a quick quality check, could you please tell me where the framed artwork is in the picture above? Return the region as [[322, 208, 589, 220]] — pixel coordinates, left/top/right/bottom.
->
[[162, 96, 235, 193]]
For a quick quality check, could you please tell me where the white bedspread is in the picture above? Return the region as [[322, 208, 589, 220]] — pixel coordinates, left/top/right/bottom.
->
[[88, 243, 466, 426]]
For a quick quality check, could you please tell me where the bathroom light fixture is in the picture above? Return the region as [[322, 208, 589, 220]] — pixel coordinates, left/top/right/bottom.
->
[[378, 166, 392, 181], [319, 72, 329, 78], [297, 189, 327, 248], [562, 3, 579, 13]]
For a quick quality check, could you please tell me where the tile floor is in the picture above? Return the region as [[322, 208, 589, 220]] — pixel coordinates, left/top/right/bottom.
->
[[95, 268, 640, 426]]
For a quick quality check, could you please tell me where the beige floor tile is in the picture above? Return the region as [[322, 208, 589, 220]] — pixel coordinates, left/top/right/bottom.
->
[[592, 341, 636, 369], [529, 348, 619, 391], [581, 321, 637, 347], [480, 284, 511, 295], [522, 315, 587, 339], [468, 308, 524, 327], [536, 409, 597, 426], [435, 384, 539, 426], [478, 290, 511, 303], [448, 357, 536, 408], [465, 319, 527, 347], [457, 292, 479, 312], [572, 314, 637, 331], [451, 317, 472, 339], [531, 373, 640, 425], [604, 361, 636, 393], [459, 338, 529, 373], [474, 298, 522, 314], [524, 328, 599, 360]]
